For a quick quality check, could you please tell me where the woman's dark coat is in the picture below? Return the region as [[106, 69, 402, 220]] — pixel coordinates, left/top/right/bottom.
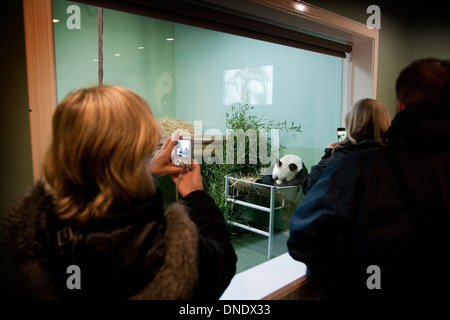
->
[[1, 185, 237, 300], [301, 136, 383, 195]]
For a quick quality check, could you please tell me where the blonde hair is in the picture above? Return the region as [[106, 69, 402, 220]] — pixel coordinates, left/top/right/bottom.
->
[[336, 98, 391, 148], [44, 85, 161, 224]]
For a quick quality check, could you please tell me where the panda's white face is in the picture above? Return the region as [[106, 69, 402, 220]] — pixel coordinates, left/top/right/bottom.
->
[[272, 155, 303, 185]]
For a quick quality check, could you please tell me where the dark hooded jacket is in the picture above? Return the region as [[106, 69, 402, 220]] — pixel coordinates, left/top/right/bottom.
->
[[288, 101, 450, 300], [0, 185, 237, 300], [301, 135, 385, 195]]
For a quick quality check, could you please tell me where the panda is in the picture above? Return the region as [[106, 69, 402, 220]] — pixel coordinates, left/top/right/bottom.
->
[[256, 154, 308, 187]]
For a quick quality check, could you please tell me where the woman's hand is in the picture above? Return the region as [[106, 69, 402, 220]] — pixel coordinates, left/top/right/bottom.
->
[[171, 162, 204, 197], [149, 132, 185, 177]]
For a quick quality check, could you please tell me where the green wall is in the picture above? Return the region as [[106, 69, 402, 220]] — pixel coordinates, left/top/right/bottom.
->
[[53, 0, 98, 102], [53, 0, 344, 170], [173, 23, 343, 168], [102, 9, 176, 118], [53, 0, 177, 118]]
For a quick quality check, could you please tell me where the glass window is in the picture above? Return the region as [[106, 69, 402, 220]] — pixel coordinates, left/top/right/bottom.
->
[[52, 0, 344, 273]]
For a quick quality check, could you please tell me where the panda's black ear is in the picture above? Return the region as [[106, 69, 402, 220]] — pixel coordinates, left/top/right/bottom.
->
[[288, 163, 298, 171], [278, 159, 282, 167]]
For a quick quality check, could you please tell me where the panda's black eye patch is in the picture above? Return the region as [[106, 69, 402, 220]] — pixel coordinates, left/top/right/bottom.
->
[[288, 163, 298, 171]]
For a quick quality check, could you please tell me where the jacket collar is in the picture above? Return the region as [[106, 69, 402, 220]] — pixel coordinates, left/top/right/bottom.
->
[[335, 135, 382, 153], [80, 188, 165, 232], [386, 102, 450, 147], [45, 188, 166, 238]]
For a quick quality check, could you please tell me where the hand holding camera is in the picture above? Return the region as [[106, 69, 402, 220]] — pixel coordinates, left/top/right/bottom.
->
[[150, 131, 202, 198], [169, 132, 203, 197], [149, 133, 186, 177], [171, 162, 204, 197]]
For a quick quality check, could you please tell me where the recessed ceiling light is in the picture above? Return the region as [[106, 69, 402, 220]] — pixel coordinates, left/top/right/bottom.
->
[[137, 46, 145, 50], [53, 19, 60, 23], [114, 53, 121, 57], [295, 3, 307, 12], [166, 38, 174, 41]]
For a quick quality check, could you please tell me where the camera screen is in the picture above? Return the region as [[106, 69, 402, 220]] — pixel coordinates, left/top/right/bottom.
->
[[337, 129, 347, 142], [176, 140, 191, 158]]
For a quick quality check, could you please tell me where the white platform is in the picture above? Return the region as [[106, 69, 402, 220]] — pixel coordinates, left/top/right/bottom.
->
[[219, 253, 307, 300]]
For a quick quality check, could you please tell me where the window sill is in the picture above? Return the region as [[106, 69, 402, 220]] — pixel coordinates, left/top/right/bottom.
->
[[219, 253, 307, 300]]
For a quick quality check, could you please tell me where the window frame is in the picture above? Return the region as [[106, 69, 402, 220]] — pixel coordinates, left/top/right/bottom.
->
[[23, 0, 378, 182], [23, 0, 378, 299]]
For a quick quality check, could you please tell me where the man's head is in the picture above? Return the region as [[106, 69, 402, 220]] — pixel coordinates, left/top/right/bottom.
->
[[395, 58, 450, 112]]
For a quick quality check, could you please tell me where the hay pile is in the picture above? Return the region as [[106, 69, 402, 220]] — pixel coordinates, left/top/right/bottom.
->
[[158, 116, 194, 138], [229, 176, 258, 192]]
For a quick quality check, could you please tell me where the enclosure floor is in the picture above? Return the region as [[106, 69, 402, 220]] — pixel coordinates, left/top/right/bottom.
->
[[229, 225, 290, 274]]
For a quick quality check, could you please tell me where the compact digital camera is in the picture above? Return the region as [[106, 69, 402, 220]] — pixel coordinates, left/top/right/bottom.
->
[[171, 137, 193, 167]]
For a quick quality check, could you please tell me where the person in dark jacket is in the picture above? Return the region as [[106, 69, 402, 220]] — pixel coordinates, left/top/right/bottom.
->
[[302, 98, 391, 195], [0, 85, 237, 300], [288, 58, 450, 300]]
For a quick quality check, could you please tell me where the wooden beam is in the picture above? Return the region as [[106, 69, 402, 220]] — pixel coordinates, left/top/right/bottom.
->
[[261, 275, 309, 300], [22, 0, 57, 181]]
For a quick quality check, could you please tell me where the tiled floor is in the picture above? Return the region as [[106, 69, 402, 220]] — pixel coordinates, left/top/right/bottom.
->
[[230, 225, 290, 274]]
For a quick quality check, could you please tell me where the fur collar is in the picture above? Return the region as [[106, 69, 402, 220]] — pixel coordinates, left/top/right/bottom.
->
[[130, 203, 198, 300]]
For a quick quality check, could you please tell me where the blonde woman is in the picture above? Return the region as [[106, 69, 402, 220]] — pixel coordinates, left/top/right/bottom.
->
[[1, 85, 236, 299], [302, 98, 391, 194]]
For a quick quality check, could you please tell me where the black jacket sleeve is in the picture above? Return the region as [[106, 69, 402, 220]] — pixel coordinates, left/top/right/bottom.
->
[[302, 148, 333, 195], [182, 190, 237, 299], [288, 158, 352, 290]]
